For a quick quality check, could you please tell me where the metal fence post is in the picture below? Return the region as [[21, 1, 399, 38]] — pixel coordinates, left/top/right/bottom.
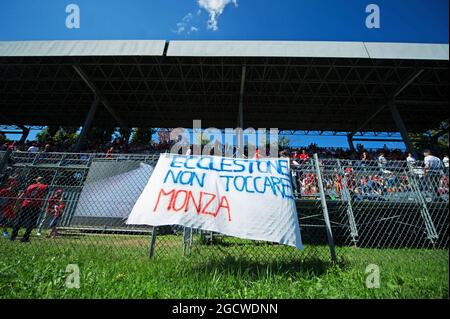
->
[[0, 148, 12, 187], [406, 165, 438, 244], [182, 227, 194, 256], [149, 226, 157, 258], [313, 154, 337, 262], [336, 159, 359, 246]]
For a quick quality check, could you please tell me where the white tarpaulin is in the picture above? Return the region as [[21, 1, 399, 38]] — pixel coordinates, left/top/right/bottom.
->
[[127, 154, 303, 249]]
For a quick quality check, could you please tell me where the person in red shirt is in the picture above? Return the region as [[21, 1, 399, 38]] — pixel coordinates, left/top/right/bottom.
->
[[0, 177, 19, 238], [48, 197, 65, 238], [105, 146, 114, 159], [253, 148, 262, 159], [37, 189, 63, 236], [299, 150, 310, 162], [11, 177, 49, 242]]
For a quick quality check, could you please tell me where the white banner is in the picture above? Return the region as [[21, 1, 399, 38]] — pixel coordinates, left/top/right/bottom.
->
[[127, 154, 303, 249]]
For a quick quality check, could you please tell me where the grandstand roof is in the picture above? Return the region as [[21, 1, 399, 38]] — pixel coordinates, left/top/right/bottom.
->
[[0, 41, 448, 133]]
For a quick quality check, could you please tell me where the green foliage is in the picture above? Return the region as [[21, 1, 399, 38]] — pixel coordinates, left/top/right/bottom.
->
[[279, 136, 291, 149], [410, 120, 449, 154], [54, 127, 79, 145], [195, 135, 211, 146], [36, 126, 79, 145], [86, 127, 116, 145], [130, 128, 155, 144], [0, 132, 9, 145]]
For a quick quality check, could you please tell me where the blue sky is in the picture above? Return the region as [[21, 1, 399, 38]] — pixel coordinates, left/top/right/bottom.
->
[[1, 0, 448, 43]]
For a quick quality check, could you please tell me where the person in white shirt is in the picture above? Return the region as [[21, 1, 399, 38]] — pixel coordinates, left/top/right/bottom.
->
[[423, 149, 442, 200], [424, 149, 441, 173], [27, 143, 39, 153], [442, 153, 449, 175], [378, 152, 387, 165], [406, 153, 416, 167], [377, 152, 388, 174]]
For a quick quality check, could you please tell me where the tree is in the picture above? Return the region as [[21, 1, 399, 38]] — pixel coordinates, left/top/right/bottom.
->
[[36, 126, 57, 143], [86, 126, 116, 146], [410, 120, 449, 155], [279, 136, 291, 149], [130, 128, 155, 145], [0, 132, 8, 145], [34, 126, 79, 150], [157, 128, 172, 144], [54, 127, 79, 146]]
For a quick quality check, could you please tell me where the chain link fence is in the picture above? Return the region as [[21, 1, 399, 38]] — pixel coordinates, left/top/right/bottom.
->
[[0, 151, 448, 269]]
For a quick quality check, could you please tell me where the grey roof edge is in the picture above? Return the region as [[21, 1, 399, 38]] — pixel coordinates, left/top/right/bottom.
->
[[0, 40, 448, 60], [0, 40, 166, 57], [167, 40, 449, 60]]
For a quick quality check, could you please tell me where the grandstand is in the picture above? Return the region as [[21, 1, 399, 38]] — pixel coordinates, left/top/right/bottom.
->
[[1, 29, 449, 251], [0, 41, 449, 157]]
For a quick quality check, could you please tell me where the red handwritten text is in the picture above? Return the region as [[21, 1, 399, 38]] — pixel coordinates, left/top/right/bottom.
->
[[153, 188, 232, 222]]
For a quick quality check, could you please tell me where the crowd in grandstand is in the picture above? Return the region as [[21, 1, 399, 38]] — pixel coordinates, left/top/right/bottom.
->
[[1, 137, 448, 162], [288, 148, 449, 202]]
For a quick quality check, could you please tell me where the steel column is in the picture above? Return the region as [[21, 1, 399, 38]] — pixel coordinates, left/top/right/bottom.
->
[[238, 65, 246, 129], [337, 159, 358, 246], [149, 226, 157, 258], [388, 101, 418, 159], [313, 154, 337, 262], [73, 65, 129, 131], [74, 97, 100, 152], [347, 135, 356, 153], [406, 166, 438, 244]]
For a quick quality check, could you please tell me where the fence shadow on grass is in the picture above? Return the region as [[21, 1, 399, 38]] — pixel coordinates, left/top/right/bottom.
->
[[186, 255, 337, 278]]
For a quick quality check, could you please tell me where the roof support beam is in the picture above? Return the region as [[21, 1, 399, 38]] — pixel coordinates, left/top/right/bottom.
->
[[352, 138, 404, 143], [389, 101, 418, 159], [0, 114, 30, 144], [237, 65, 246, 129], [236, 65, 246, 158], [349, 69, 424, 137], [72, 65, 128, 131], [347, 135, 356, 153], [74, 97, 100, 152]]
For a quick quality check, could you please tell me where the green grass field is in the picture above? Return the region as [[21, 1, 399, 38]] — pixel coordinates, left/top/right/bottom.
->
[[0, 233, 448, 299]]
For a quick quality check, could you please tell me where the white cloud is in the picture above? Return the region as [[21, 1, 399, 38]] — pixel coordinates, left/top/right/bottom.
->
[[197, 0, 238, 31], [173, 12, 195, 35]]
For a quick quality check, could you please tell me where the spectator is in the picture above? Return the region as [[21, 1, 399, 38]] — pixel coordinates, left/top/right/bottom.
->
[[43, 144, 52, 153], [37, 189, 63, 236], [10, 177, 49, 242], [105, 146, 114, 159], [48, 196, 65, 238], [378, 152, 387, 167], [0, 177, 19, 238], [27, 143, 39, 153], [299, 150, 309, 162], [253, 148, 262, 159], [443, 153, 449, 175], [423, 149, 442, 200], [361, 151, 370, 161], [406, 153, 416, 166]]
